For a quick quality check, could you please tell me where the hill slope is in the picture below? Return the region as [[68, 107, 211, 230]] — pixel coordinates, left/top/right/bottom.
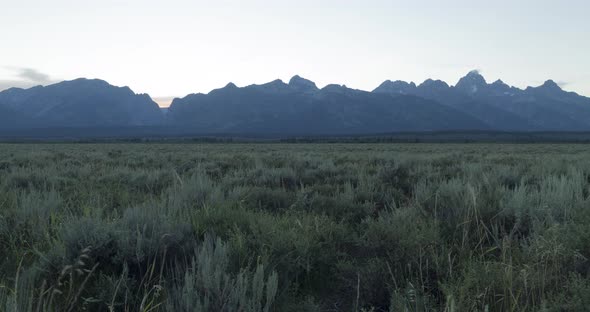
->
[[0, 79, 164, 128]]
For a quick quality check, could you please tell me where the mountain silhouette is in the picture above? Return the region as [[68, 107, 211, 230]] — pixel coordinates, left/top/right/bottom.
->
[[373, 71, 590, 131], [289, 75, 319, 93], [0, 79, 163, 128], [166, 75, 488, 134], [1, 72, 590, 135], [455, 70, 488, 94]]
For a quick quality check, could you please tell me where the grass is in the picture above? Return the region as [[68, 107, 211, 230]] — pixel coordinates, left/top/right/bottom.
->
[[1, 143, 590, 311]]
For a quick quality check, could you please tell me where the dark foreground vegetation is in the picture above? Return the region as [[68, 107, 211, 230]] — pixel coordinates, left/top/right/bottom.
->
[[1, 143, 590, 311], [7, 129, 590, 144]]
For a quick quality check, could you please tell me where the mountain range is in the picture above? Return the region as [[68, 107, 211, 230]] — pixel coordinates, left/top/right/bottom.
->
[[0, 79, 162, 129], [1, 71, 590, 135]]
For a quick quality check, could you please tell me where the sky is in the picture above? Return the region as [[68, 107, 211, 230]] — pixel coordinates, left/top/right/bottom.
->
[[1, 0, 588, 107]]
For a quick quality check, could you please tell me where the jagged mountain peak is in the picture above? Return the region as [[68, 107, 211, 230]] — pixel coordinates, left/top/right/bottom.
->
[[455, 70, 488, 94], [540, 80, 562, 90], [3, 71, 590, 134], [321, 84, 348, 93], [253, 79, 287, 88], [492, 79, 507, 86], [487, 79, 514, 95], [248, 79, 292, 94], [379, 80, 417, 88], [466, 69, 484, 78], [289, 75, 318, 92], [526, 80, 564, 94], [373, 80, 417, 95], [289, 75, 305, 82], [0, 77, 164, 127], [208, 82, 239, 95], [419, 79, 450, 89]]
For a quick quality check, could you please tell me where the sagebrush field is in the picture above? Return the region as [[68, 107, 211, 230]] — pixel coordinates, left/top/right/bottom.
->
[[1, 143, 590, 311]]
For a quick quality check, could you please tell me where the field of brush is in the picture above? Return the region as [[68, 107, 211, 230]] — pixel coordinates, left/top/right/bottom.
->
[[1, 143, 590, 311]]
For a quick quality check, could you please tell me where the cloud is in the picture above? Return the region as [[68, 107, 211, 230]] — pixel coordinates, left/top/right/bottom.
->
[[0, 66, 57, 91], [17, 68, 53, 84]]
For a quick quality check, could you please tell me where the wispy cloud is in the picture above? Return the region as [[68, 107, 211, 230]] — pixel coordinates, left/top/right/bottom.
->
[[17, 67, 53, 84], [0, 67, 58, 91]]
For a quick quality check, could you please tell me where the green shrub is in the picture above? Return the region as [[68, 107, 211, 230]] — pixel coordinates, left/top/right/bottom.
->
[[1, 143, 590, 311], [166, 235, 278, 312]]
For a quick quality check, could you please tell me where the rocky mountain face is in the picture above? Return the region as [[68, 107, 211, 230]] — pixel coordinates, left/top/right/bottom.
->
[[0, 79, 164, 128], [166, 76, 488, 134], [373, 71, 590, 131], [0, 104, 31, 129], [2, 72, 590, 135]]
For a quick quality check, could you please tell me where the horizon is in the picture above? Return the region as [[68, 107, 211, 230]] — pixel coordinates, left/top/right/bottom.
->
[[0, 70, 582, 108], [1, 0, 589, 107]]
